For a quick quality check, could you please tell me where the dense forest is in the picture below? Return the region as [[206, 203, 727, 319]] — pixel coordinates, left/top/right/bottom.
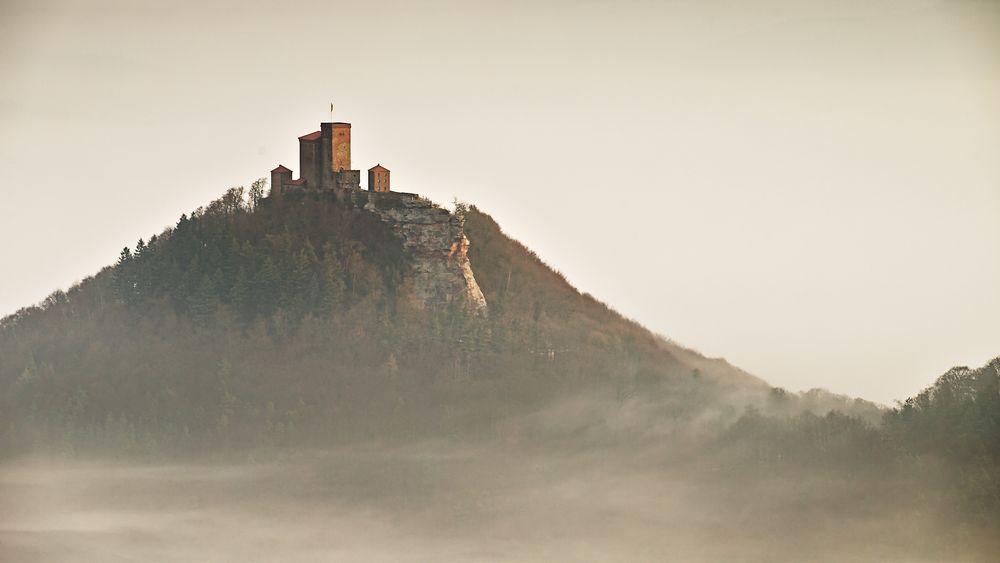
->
[[0, 184, 997, 549]]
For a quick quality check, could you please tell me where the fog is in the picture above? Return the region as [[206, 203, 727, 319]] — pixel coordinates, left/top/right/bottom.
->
[[3, 389, 996, 563], [0, 448, 973, 562]]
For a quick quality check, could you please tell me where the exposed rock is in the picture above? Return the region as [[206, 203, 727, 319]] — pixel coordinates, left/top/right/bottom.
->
[[362, 192, 487, 313]]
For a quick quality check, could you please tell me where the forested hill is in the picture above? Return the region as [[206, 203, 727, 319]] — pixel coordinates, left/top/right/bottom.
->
[[0, 185, 874, 453]]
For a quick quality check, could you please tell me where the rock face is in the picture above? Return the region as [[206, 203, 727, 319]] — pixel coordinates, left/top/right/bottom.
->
[[363, 193, 487, 313]]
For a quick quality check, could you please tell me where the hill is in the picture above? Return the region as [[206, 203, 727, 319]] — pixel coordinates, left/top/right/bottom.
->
[[0, 185, 877, 454]]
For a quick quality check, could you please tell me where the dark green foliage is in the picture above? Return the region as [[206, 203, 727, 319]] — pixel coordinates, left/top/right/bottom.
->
[[884, 361, 1000, 515], [112, 247, 137, 304], [885, 363, 1000, 464], [104, 186, 406, 328], [722, 408, 886, 471], [717, 358, 1000, 521], [187, 275, 218, 327]]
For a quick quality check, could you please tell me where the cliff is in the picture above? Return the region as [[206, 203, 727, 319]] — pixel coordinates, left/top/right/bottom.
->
[[360, 192, 487, 313]]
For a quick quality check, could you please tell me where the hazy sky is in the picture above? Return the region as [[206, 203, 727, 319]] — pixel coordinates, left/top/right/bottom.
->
[[1, 0, 998, 403]]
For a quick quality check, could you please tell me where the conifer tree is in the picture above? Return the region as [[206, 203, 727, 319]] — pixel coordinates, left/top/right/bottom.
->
[[229, 266, 251, 321], [113, 247, 136, 304], [187, 275, 218, 327], [254, 257, 280, 317]]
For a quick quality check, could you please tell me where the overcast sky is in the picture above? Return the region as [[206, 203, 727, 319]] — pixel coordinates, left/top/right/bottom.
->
[[1, 0, 998, 403]]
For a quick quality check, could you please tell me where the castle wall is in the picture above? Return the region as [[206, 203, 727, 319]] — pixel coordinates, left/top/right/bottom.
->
[[334, 170, 361, 191]]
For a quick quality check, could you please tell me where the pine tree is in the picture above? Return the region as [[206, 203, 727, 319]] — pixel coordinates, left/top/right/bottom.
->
[[288, 242, 318, 316], [229, 266, 251, 321], [254, 257, 280, 317], [113, 247, 136, 304], [187, 275, 218, 327], [132, 239, 149, 299]]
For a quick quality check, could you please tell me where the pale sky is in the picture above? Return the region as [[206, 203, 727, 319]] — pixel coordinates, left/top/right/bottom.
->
[[1, 0, 998, 404]]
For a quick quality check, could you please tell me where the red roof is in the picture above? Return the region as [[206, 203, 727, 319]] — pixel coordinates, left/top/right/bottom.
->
[[298, 131, 321, 141], [368, 164, 389, 171], [271, 165, 291, 173], [288, 179, 307, 186]]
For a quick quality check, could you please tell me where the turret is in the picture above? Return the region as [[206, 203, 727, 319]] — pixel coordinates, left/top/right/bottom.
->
[[368, 164, 390, 192], [269, 165, 292, 200]]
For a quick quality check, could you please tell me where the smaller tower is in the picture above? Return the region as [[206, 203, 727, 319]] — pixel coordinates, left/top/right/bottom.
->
[[270, 165, 292, 199], [368, 164, 390, 192]]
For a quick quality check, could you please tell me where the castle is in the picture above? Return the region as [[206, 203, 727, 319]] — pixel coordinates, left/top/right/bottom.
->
[[267, 120, 488, 312], [269, 122, 390, 198]]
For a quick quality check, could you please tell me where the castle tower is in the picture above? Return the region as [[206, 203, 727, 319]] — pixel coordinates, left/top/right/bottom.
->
[[368, 164, 390, 192], [298, 130, 322, 187], [319, 122, 359, 190], [320, 122, 351, 172], [269, 165, 292, 199]]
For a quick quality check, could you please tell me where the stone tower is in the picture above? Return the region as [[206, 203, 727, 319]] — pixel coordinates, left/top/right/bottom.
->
[[368, 164, 390, 192], [269, 165, 292, 199], [298, 131, 322, 188], [319, 122, 359, 190], [328, 122, 351, 171]]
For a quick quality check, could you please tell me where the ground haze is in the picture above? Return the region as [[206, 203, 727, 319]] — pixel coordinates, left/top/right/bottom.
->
[[3, 443, 994, 563]]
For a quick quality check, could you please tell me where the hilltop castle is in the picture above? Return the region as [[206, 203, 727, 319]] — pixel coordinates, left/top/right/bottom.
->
[[269, 122, 390, 198], [267, 120, 487, 312]]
